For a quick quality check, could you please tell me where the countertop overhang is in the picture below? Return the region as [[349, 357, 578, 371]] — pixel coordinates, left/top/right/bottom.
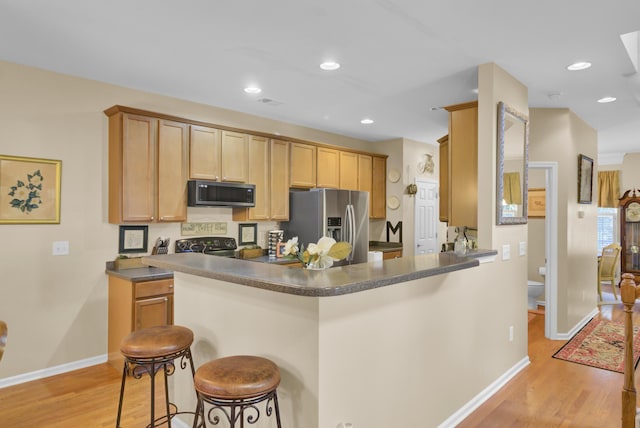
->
[[142, 249, 495, 297]]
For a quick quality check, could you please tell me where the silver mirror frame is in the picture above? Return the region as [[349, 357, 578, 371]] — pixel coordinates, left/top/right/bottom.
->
[[496, 101, 529, 225]]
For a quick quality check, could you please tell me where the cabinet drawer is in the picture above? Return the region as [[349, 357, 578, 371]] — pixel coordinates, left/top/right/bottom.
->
[[383, 250, 403, 260], [135, 279, 174, 298]]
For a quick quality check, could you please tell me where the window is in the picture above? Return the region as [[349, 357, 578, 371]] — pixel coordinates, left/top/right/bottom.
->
[[597, 207, 618, 254]]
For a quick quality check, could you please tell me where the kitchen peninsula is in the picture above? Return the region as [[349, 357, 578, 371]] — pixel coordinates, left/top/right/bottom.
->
[[143, 250, 496, 427]]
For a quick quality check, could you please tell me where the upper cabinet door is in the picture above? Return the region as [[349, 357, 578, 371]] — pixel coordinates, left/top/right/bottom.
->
[[119, 113, 156, 223], [317, 147, 340, 188], [189, 125, 221, 181], [270, 139, 290, 220], [247, 135, 270, 220], [157, 120, 188, 222], [357, 154, 372, 212], [290, 142, 317, 188], [371, 156, 386, 219], [339, 151, 358, 190], [220, 130, 248, 182]]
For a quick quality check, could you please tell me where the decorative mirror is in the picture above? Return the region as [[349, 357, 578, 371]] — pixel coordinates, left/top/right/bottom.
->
[[496, 101, 529, 225]]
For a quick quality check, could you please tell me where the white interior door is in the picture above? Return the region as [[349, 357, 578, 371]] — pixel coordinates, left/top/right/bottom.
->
[[415, 179, 438, 254]]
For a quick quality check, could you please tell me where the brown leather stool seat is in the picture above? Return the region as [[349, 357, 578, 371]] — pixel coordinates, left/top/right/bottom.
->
[[116, 325, 196, 428], [193, 355, 282, 427]]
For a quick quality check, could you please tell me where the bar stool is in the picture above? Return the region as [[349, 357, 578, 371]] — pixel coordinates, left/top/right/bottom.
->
[[116, 324, 196, 428], [193, 355, 282, 428]]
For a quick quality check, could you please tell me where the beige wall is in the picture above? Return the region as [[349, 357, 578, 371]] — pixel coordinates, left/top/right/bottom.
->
[[622, 153, 640, 193], [528, 108, 598, 332], [0, 60, 375, 379], [527, 168, 546, 282]]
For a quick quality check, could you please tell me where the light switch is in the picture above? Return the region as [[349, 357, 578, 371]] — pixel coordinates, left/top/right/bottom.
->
[[502, 244, 511, 261], [519, 241, 526, 256], [53, 241, 69, 256]]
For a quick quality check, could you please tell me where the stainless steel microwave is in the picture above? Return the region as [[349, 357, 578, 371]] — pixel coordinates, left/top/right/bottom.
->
[[187, 180, 256, 207]]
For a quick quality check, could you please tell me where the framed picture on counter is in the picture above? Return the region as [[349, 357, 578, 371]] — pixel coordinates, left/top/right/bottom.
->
[[0, 154, 62, 224], [118, 225, 148, 254], [239, 223, 257, 246]]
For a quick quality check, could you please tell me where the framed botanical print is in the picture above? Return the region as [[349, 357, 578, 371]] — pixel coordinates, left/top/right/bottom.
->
[[0, 154, 62, 224]]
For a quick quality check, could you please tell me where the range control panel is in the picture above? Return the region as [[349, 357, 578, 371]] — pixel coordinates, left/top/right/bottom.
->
[[175, 237, 237, 253]]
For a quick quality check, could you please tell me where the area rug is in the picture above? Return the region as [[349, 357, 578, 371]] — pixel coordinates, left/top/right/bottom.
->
[[552, 318, 640, 373]]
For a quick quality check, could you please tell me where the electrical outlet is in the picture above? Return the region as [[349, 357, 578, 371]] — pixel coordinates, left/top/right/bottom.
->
[[53, 240, 69, 256], [502, 244, 511, 260], [509, 325, 514, 342], [519, 241, 526, 256]]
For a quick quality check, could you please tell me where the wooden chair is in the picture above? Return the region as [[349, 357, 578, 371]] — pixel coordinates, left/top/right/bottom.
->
[[598, 243, 621, 301], [0, 320, 6, 362]]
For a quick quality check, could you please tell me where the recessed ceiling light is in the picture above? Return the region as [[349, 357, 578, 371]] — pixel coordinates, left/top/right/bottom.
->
[[597, 96, 617, 103], [320, 61, 340, 71], [244, 86, 262, 94], [567, 62, 592, 71], [360, 118, 374, 125]]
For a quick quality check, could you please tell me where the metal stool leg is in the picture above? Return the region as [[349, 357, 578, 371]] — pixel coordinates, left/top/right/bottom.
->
[[115, 361, 129, 428], [273, 392, 282, 428], [164, 362, 172, 428]]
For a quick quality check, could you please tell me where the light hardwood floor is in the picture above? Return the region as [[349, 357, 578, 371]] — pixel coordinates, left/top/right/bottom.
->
[[0, 363, 188, 427], [460, 284, 639, 427], [0, 284, 637, 427]]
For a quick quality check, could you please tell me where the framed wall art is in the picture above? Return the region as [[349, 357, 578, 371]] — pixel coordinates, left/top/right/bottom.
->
[[578, 154, 593, 204], [0, 154, 62, 224], [118, 225, 149, 254], [528, 188, 546, 218], [238, 223, 257, 246]]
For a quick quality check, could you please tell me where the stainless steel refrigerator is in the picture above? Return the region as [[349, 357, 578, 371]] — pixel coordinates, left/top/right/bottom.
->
[[283, 188, 369, 265]]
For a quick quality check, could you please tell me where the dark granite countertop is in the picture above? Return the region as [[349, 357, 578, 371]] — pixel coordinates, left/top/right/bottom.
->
[[142, 249, 497, 297], [105, 261, 173, 282]]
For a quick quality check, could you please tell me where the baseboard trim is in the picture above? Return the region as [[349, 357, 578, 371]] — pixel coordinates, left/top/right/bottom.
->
[[0, 354, 108, 389], [437, 356, 530, 428], [553, 308, 599, 341]]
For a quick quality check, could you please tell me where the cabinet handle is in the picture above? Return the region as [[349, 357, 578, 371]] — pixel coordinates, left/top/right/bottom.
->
[[169, 284, 173, 288]]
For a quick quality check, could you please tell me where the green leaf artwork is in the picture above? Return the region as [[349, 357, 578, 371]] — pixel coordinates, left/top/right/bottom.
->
[[8, 170, 44, 213]]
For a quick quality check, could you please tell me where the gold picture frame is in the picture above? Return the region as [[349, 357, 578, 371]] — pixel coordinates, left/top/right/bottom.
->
[[528, 188, 546, 218], [0, 154, 62, 224]]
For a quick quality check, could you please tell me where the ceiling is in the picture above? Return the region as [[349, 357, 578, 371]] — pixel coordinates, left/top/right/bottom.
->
[[1, 0, 639, 163]]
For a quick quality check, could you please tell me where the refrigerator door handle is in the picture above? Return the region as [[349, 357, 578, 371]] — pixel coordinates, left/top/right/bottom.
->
[[347, 204, 356, 262]]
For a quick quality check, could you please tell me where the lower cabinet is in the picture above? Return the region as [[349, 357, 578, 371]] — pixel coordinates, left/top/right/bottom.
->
[[382, 250, 403, 260], [107, 275, 174, 369]]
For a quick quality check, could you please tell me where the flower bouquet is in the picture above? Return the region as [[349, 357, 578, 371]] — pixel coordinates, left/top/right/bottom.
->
[[282, 236, 352, 270]]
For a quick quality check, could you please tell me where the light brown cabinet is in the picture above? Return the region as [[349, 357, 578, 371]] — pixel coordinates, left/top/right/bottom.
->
[[440, 101, 477, 229], [189, 125, 221, 181], [438, 135, 449, 222], [233, 138, 290, 221], [317, 147, 340, 188], [339, 151, 359, 190], [269, 139, 290, 220], [220, 130, 249, 182], [107, 276, 174, 369], [106, 108, 187, 224], [371, 156, 386, 219], [189, 126, 248, 182], [382, 249, 403, 260], [290, 142, 317, 188]]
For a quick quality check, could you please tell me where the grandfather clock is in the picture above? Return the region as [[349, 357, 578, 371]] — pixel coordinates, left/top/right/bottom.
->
[[620, 189, 640, 281]]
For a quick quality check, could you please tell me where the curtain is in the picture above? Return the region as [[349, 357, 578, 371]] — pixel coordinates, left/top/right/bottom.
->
[[598, 170, 620, 207], [503, 172, 521, 204]]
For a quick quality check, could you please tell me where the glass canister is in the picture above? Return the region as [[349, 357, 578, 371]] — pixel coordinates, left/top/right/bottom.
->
[[453, 226, 468, 255]]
